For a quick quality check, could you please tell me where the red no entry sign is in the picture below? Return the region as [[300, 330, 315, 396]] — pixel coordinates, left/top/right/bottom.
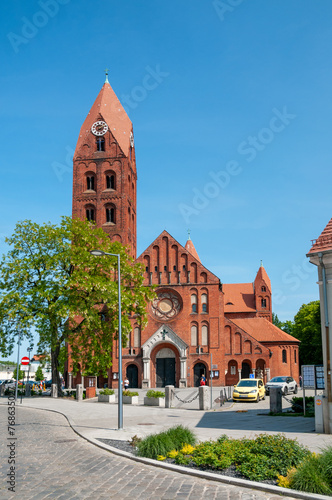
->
[[21, 357, 30, 365]]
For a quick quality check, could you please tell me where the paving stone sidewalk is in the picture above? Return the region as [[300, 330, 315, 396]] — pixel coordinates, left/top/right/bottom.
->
[[0, 405, 302, 500]]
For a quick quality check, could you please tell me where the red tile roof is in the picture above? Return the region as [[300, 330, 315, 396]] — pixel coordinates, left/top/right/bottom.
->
[[254, 265, 271, 290], [308, 218, 332, 254], [232, 317, 299, 343], [223, 283, 256, 312], [74, 82, 133, 159], [184, 238, 201, 262]]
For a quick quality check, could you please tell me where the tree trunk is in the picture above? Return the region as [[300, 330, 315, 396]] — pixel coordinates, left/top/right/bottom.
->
[[51, 340, 63, 397]]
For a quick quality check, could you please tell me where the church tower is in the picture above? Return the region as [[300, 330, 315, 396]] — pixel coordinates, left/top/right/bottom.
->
[[72, 73, 137, 258]]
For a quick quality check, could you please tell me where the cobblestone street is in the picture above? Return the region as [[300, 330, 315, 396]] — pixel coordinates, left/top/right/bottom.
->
[[0, 405, 302, 500]]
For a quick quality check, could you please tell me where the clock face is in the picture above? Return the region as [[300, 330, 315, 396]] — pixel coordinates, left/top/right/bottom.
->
[[91, 121, 108, 136]]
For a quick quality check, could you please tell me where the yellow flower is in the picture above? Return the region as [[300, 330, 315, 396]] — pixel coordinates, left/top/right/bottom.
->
[[157, 455, 166, 461], [180, 444, 195, 455], [167, 450, 179, 458], [277, 467, 296, 488]]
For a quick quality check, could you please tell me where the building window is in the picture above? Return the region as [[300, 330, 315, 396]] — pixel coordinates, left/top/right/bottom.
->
[[191, 324, 198, 346], [106, 174, 115, 190], [86, 208, 95, 222], [261, 286, 266, 292], [201, 293, 208, 313], [230, 365, 236, 375], [86, 175, 95, 190], [201, 325, 208, 346], [282, 349, 287, 363], [261, 298, 267, 308], [134, 327, 141, 348], [106, 207, 115, 223], [96, 137, 105, 151], [191, 294, 197, 313], [294, 349, 297, 363]]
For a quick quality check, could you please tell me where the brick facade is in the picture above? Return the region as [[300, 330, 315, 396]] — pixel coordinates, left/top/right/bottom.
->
[[68, 80, 300, 389]]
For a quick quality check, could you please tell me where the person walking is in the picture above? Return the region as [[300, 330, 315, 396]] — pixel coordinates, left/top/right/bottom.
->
[[124, 378, 129, 390]]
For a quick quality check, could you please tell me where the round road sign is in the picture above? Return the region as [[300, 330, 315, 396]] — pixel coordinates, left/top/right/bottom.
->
[[21, 356, 30, 365]]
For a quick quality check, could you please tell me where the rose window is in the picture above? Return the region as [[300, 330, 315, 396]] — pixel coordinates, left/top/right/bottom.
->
[[151, 291, 182, 320]]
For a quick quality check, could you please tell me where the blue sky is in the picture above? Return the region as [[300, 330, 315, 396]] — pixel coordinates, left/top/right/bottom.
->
[[1, 0, 332, 359]]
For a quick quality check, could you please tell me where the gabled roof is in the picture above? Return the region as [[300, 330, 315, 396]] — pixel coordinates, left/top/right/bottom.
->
[[223, 283, 256, 312], [231, 317, 299, 343], [308, 218, 332, 254], [137, 230, 220, 283], [74, 81, 133, 158]]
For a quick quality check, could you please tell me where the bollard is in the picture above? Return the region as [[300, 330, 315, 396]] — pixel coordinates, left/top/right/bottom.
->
[[76, 384, 83, 402], [165, 385, 174, 408], [269, 387, 282, 413], [0, 384, 5, 397], [51, 383, 58, 398], [199, 385, 209, 410], [25, 384, 31, 397]]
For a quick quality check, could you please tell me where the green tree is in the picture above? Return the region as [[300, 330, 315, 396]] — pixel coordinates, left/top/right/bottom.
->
[[12, 366, 24, 381], [272, 313, 294, 335], [34, 366, 44, 382], [292, 300, 322, 365], [0, 217, 155, 394]]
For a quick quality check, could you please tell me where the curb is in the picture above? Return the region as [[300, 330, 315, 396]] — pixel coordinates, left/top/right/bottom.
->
[[11, 403, 330, 500]]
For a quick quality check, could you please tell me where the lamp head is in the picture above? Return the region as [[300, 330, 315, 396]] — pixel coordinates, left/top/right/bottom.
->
[[90, 250, 106, 257]]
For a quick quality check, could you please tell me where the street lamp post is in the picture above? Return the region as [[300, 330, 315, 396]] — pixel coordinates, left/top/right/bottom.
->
[[90, 250, 123, 430]]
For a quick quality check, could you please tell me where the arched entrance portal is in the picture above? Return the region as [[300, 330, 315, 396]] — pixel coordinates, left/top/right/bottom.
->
[[156, 348, 176, 387], [126, 364, 138, 388], [241, 361, 251, 379], [194, 362, 206, 387]]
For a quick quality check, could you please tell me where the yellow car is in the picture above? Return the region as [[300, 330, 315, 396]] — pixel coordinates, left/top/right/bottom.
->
[[233, 378, 266, 403]]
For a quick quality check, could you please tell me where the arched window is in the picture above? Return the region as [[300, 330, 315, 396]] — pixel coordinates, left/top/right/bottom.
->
[[96, 137, 105, 151], [134, 327, 141, 348], [294, 349, 297, 363], [201, 324, 208, 346], [201, 293, 208, 313], [261, 286, 266, 292], [191, 294, 198, 313], [106, 174, 115, 190], [86, 206, 95, 222], [282, 349, 287, 363], [86, 175, 95, 190], [191, 324, 198, 346], [105, 206, 115, 224], [261, 298, 267, 308]]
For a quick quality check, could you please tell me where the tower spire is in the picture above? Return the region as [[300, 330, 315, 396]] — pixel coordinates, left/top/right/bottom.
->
[[104, 68, 109, 84]]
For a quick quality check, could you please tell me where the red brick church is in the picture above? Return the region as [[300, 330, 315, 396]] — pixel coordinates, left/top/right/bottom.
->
[[68, 77, 300, 389]]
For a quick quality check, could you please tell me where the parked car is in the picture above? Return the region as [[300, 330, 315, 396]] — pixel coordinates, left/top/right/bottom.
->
[[1, 379, 16, 390], [265, 376, 298, 395], [233, 378, 266, 403]]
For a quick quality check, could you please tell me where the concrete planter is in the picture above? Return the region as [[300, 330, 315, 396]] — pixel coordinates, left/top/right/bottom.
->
[[123, 395, 139, 405], [98, 394, 115, 403], [144, 396, 165, 407]]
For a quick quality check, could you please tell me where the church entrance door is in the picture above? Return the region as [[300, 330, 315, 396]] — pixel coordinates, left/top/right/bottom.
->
[[241, 362, 251, 379], [194, 363, 206, 386], [127, 364, 138, 388], [156, 358, 175, 387]]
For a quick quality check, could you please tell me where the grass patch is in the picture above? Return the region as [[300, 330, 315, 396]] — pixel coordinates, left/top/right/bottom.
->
[[136, 425, 196, 459]]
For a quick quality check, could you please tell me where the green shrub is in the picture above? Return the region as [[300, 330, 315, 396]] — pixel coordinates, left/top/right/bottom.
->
[[320, 446, 332, 484], [291, 396, 314, 414], [123, 390, 139, 397], [289, 454, 332, 495], [146, 390, 165, 398], [136, 425, 196, 459], [99, 389, 115, 396]]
